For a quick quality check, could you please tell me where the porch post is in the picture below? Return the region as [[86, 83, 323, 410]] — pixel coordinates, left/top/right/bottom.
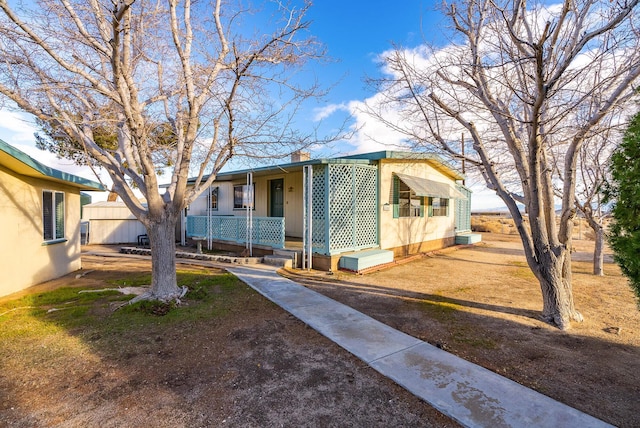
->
[[246, 172, 254, 256], [207, 185, 212, 250], [302, 165, 313, 270]]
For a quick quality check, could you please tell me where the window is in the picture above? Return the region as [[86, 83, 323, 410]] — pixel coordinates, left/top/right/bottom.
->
[[393, 176, 423, 218], [233, 184, 254, 209], [43, 190, 65, 241], [209, 187, 218, 211], [429, 197, 449, 217]]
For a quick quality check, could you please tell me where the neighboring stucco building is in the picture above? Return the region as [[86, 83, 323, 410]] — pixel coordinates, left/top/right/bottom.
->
[[184, 151, 477, 271], [0, 139, 104, 297]]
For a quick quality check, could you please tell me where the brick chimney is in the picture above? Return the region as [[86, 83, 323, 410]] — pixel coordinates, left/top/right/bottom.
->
[[291, 150, 310, 163]]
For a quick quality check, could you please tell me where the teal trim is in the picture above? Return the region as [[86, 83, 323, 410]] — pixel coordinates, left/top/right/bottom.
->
[[54, 192, 65, 239], [0, 139, 104, 190], [392, 176, 399, 218], [42, 238, 67, 246]]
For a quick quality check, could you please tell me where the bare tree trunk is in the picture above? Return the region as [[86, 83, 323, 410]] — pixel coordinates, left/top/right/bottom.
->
[[583, 212, 606, 276], [144, 214, 182, 301], [532, 247, 582, 330], [513, 207, 582, 330], [532, 249, 583, 330], [593, 225, 605, 276]]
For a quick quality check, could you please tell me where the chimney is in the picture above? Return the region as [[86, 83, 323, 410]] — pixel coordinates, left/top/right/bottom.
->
[[291, 150, 310, 163]]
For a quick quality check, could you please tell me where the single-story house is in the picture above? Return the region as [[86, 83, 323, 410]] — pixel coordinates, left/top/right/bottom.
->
[[184, 150, 479, 271], [0, 139, 104, 297]]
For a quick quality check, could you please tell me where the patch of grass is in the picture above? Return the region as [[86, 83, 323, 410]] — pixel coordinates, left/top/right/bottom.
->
[[125, 300, 177, 316], [452, 330, 498, 349], [507, 260, 536, 279], [417, 299, 460, 322], [7, 287, 123, 309], [414, 298, 498, 350], [0, 269, 250, 346], [108, 273, 152, 288]]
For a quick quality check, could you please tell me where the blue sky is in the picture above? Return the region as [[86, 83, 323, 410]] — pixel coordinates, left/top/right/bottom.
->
[[0, 0, 503, 209], [306, 1, 444, 101]]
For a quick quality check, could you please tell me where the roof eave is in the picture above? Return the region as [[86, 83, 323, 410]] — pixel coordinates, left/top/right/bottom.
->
[[0, 139, 105, 191]]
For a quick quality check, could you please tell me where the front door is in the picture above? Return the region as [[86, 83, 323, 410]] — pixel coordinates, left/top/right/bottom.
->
[[269, 178, 284, 217]]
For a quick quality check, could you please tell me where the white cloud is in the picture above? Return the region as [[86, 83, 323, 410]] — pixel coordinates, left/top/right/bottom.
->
[[0, 107, 110, 199], [312, 103, 350, 121], [345, 98, 409, 153], [0, 109, 38, 143]]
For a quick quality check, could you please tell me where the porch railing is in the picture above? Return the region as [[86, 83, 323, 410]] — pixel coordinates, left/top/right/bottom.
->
[[186, 215, 285, 249]]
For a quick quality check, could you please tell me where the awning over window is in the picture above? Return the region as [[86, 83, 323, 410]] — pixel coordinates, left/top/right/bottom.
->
[[395, 173, 467, 199]]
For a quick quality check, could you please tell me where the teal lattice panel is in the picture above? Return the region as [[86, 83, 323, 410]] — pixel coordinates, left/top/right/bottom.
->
[[329, 164, 356, 252], [455, 185, 471, 232], [311, 164, 327, 252], [327, 164, 378, 254], [354, 165, 378, 247], [186, 216, 284, 248]]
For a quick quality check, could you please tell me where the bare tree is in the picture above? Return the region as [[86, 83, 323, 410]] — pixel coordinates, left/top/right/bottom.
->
[[573, 125, 616, 276], [0, 0, 329, 301], [366, 0, 640, 329]]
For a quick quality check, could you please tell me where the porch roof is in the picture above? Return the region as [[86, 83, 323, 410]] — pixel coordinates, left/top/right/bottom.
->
[[395, 173, 467, 199], [188, 157, 372, 184], [186, 150, 466, 185]]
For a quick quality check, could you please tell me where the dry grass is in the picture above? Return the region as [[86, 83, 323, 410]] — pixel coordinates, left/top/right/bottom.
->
[[471, 215, 605, 241]]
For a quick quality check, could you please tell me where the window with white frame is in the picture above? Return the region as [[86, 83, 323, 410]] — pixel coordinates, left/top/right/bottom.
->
[[429, 197, 449, 217], [233, 184, 254, 209], [43, 190, 65, 241], [209, 186, 218, 211], [393, 176, 423, 218]]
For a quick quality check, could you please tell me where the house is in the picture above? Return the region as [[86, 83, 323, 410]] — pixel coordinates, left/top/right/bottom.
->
[[184, 150, 479, 271], [0, 139, 104, 297]]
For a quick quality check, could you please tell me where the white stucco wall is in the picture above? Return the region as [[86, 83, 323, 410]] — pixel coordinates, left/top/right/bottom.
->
[[0, 165, 83, 297], [378, 160, 458, 251]]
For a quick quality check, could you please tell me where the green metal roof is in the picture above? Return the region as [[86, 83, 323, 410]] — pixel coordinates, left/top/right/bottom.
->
[[187, 156, 372, 184], [0, 138, 105, 191]]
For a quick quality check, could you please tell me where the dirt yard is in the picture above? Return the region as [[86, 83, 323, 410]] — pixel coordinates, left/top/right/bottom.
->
[[284, 233, 640, 427], [0, 234, 638, 427], [0, 255, 457, 427]]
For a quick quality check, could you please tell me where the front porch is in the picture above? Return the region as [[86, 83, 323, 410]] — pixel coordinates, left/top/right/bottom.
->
[[186, 215, 286, 250]]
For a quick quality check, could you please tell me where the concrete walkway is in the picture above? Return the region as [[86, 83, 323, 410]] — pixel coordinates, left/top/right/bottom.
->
[[228, 264, 612, 428]]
